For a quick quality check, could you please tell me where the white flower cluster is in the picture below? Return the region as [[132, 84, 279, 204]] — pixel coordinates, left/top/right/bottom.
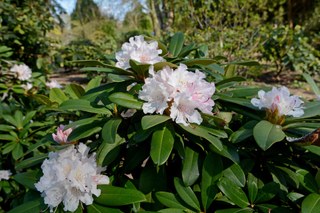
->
[[10, 64, 32, 81], [115, 35, 164, 69], [46, 80, 63, 89], [251, 86, 304, 117], [139, 64, 215, 126], [0, 170, 11, 180], [35, 143, 109, 212]]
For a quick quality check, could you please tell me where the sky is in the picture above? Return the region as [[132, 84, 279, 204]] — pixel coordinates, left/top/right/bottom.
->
[[56, 0, 146, 21]]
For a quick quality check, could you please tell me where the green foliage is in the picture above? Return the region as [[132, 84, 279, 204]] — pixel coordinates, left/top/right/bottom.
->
[[1, 1, 320, 208], [0, 0, 60, 73]]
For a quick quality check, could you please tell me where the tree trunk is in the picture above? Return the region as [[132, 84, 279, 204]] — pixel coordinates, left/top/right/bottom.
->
[[148, 0, 161, 37]]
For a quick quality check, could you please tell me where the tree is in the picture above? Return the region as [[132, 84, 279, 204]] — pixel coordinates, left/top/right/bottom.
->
[[71, 0, 102, 24]]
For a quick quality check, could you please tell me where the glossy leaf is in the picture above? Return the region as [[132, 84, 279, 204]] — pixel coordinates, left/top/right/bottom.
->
[[86, 76, 102, 91], [49, 88, 68, 104], [87, 203, 123, 213], [201, 153, 223, 210], [182, 147, 200, 186], [59, 99, 112, 115], [150, 125, 174, 165], [13, 171, 40, 190], [95, 185, 146, 206], [253, 120, 285, 150], [97, 134, 125, 166], [155, 192, 189, 210], [141, 115, 171, 130], [301, 193, 320, 213], [7, 199, 42, 213], [296, 169, 318, 193], [65, 83, 85, 99], [230, 121, 257, 143], [209, 143, 240, 164], [223, 164, 246, 187], [15, 154, 48, 171], [102, 118, 122, 144], [68, 123, 102, 142], [183, 58, 216, 66], [255, 182, 280, 203], [174, 178, 201, 212], [247, 173, 258, 203], [108, 92, 143, 109], [169, 32, 184, 57], [304, 145, 320, 156], [215, 208, 254, 213], [217, 177, 249, 208], [180, 124, 223, 151]]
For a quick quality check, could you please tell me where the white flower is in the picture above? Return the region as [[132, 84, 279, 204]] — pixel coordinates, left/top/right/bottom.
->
[[115, 35, 164, 69], [0, 170, 11, 180], [251, 86, 304, 117], [35, 143, 109, 212], [10, 64, 32, 81], [52, 125, 73, 144], [138, 64, 215, 126], [46, 80, 62, 89], [21, 83, 33, 91]]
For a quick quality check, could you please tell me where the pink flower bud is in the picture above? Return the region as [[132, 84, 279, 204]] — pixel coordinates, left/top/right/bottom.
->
[[52, 125, 73, 144]]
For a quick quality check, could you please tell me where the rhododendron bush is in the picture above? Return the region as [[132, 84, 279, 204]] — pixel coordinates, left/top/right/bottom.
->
[[1, 33, 320, 213]]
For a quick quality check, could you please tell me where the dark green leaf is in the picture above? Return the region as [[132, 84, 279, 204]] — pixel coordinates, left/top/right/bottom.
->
[[15, 154, 48, 171], [12, 143, 23, 160], [59, 99, 112, 115], [247, 173, 258, 203], [95, 185, 146, 206], [217, 177, 249, 208], [183, 59, 216, 66], [108, 92, 143, 109], [97, 135, 125, 166], [255, 182, 280, 203], [201, 153, 223, 210], [7, 199, 42, 213], [14, 171, 41, 190], [215, 208, 254, 213], [209, 143, 240, 164], [141, 115, 171, 130], [182, 147, 199, 186], [180, 124, 223, 151], [223, 164, 246, 187], [296, 169, 318, 193], [68, 123, 102, 142], [150, 125, 175, 165], [102, 118, 122, 144], [304, 145, 320, 156], [129, 59, 150, 77], [174, 177, 201, 212], [87, 203, 123, 213], [169, 32, 184, 57], [253, 120, 285, 150], [230, 121, 257, 143], [155, 192, 189, 210]]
